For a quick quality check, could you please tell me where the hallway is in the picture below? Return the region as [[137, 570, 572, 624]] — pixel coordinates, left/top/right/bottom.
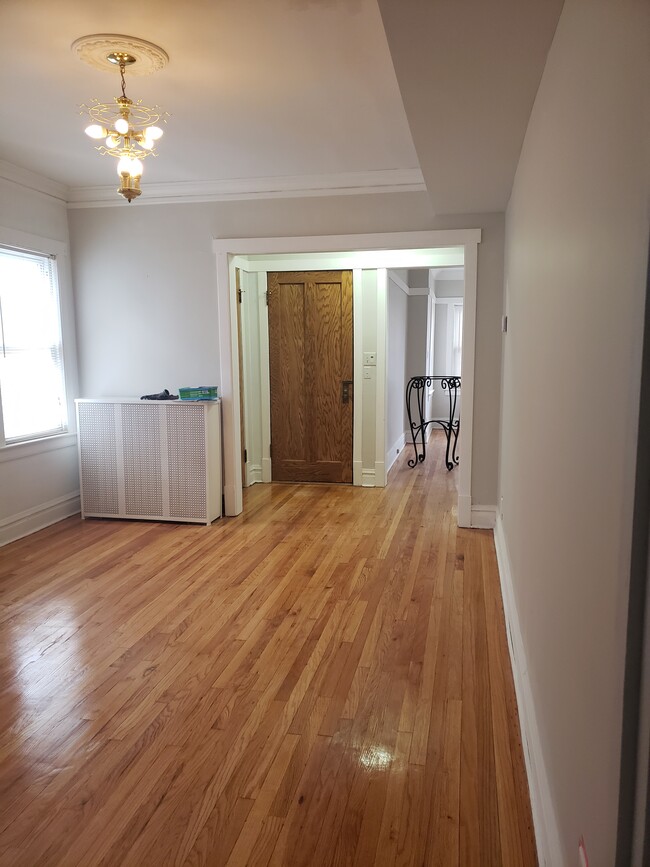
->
[[0, 433, 536, 865]]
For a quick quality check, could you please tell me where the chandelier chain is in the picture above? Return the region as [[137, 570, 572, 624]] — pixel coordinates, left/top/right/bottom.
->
[[120, 62, 127, 100]]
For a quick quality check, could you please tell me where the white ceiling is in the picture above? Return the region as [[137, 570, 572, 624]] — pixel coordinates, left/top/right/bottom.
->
[[0, 0, 564, 214], [0, 0, 419, 190]]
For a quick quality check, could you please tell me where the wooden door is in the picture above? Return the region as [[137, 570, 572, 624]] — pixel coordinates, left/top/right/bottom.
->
[[268, 270, 353, 483]]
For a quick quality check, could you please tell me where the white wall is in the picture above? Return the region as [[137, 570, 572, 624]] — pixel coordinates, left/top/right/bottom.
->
[[0, 174, 80, 543], [405, 295, 428, 380], [386, 271, 408, 470], [69, 197, 504, 507], [435, 278, 463, 299], [498, 0, 649, 864]]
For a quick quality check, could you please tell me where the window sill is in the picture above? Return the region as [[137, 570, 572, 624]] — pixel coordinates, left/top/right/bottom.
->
[[0, 432, 77, 464]]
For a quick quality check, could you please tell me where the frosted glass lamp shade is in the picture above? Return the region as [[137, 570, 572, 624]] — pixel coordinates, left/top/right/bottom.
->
[[117, 155, 134, 176], [85, 124, 105, 139]]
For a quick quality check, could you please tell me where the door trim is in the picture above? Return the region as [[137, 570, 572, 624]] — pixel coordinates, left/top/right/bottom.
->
[[214, 229, 481, 524]]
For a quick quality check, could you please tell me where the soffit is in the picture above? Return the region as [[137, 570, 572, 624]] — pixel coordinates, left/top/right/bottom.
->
[[378, 0, 565, 214]]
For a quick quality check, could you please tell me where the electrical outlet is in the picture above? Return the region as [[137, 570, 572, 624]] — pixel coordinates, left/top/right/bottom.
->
[[363, 351, 377, 366]]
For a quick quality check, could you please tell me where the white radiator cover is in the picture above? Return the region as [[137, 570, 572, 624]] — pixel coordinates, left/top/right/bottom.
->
[[76, 399, 222, 525]]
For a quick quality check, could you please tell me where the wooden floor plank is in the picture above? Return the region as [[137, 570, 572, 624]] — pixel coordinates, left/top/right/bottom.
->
[[0, 433, 536, 866]]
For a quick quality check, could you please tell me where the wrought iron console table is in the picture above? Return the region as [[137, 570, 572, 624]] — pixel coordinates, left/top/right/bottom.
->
[[405, 376, 461, 471]]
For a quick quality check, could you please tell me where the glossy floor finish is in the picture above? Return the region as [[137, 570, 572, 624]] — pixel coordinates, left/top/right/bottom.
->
[[0, 435, 537, 866]]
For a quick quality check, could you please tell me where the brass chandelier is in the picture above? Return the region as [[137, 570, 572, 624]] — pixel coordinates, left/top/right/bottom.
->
[[75, 37, 169, 203]]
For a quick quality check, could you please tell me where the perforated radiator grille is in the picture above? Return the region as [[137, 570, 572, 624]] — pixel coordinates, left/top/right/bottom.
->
[[121, 404, 164, 516], [167, 405, 206, 519], [78, 402, 119, 515]]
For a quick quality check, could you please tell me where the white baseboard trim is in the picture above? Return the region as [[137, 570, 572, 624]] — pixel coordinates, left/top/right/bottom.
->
[[374, 460, 386, 488], [470, 504, 497, 529], [261, 458, 272, 484], [493, 515, 564, 867], [458, 494, 472, 528], [0, 492, 80, 547], [361, 469, 376, 487], [386, 431, 408, 475], [246, 463, 263, 486]]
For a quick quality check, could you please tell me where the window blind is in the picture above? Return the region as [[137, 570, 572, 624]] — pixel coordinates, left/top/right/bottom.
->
[[0, 246, 68, 444]]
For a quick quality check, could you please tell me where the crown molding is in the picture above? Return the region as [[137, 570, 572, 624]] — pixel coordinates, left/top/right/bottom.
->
[[0, 160, 426, 209], [66, 168, 426, 208], [0, 160, 68, 203]]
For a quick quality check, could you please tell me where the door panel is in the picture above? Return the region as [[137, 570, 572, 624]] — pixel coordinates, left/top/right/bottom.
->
[[269, 270, 353, 483]]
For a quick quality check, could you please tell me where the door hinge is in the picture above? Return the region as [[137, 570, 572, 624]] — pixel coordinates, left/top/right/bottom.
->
[[269, 442, 272, 458], [265, 290, 270, 306], [244, 448, 247, 463], [237, 287, 243, 304]]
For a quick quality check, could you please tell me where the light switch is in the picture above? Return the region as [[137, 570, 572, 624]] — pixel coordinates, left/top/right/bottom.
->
[[363, 368, 372, 380]]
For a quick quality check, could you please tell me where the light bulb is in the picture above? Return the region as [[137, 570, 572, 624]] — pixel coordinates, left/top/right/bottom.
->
[[139, 136, 153, 150], [106, 134, 120, 148], [85, 124, 105, 139], [114, 117, 129, 135], [146, 126, 163, 141], [130, 158, 143, 178], [117, 155, 134, 177]]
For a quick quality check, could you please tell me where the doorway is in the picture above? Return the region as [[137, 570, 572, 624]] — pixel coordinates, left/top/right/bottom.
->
[[268, 270, 353, 483], [214, 229, 481, 525]]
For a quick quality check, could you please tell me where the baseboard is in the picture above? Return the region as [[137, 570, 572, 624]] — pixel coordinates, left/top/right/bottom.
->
[[246, 463, 263, 486], [374, 460, 386, 488], [261, 458, 272, 484], [0, 492, 80, 547], [470, 504, 497, 529], [386, 431, 408, 475], [493, 515, 564, 867], [361, 469, 376, 487]]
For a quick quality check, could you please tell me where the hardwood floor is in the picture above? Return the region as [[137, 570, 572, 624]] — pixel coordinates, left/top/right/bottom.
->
[[0, 434, 536, 866]]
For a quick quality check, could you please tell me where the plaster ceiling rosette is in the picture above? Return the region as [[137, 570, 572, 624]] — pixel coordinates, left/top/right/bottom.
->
[[71, 35, 169, 75]]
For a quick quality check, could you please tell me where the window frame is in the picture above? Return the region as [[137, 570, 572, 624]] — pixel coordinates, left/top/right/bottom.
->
[[0, 226, 78, 459]]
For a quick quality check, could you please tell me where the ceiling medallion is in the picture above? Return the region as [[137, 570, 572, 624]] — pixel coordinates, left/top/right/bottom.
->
[[71, 34, 169, 76], [73, 35, 170, 203]]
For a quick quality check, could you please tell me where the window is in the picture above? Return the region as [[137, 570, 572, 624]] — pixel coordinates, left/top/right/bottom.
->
[[452, 303, 463, 376], [0, 246, 68, 445]]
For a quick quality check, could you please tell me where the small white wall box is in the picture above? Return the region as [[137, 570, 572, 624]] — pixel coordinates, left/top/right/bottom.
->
[[76, 398, 222, 525]]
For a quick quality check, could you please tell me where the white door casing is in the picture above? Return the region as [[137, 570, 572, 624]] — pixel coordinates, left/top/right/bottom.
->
[[213, 230, 481, 526]]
